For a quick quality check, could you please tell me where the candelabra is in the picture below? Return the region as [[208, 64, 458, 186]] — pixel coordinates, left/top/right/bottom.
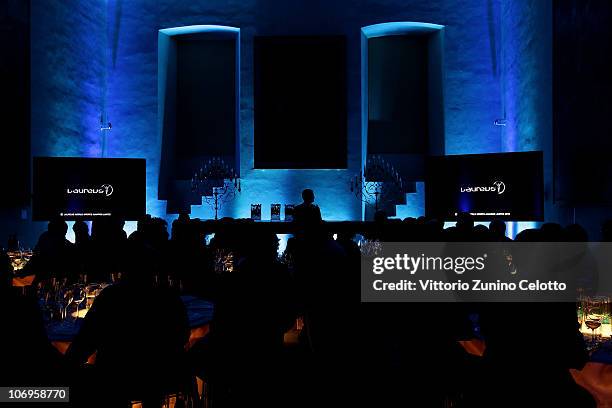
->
[[191, 157, 241, 220], [350, 155, 404, 212]]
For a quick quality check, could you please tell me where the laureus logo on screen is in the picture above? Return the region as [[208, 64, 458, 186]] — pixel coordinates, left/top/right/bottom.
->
[[460, 180, 505, 195], [66, 184, 114, 197]]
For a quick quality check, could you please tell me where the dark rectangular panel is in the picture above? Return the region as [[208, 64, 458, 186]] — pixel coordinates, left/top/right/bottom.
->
[[0, 0, 30, 207], [368, 35, 428, 155], [554, 0, 612, 204], [32, 157, 146, 221], [176, 38, 236, 177], [426, 152, 544, 221], [254, 36, 347, 169]]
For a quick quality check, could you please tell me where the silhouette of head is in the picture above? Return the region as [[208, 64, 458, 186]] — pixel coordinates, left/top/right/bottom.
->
[[147, 217, 169, 244], [540, 222, 563, 241], [515, 228, 541, 242], [136, 214, 152, 233], [489, 219, 506, 237], [564, 224, 588, 242], [456, 212, 474, 232], [302, 189, 315, 204], [48, 218, 68, 237], [73, 220, 89, 238], [474, 224, 489, 233]]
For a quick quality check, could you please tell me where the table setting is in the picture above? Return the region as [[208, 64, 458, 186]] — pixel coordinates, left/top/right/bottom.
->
[[34, 279, 214, 350]]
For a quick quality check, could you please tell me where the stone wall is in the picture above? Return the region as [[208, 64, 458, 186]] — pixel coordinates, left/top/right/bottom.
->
[[20, 0, 558, 243]]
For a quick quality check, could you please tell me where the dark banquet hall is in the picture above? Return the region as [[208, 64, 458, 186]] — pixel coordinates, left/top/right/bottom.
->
[[2, 0, 612, 406]]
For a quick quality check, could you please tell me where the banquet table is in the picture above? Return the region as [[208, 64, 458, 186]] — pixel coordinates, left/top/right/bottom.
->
[[46, 295, 214, 354]]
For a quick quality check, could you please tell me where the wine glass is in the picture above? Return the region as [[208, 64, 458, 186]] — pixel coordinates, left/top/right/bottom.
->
[[72, 286, 86, 321], [604, 296, 611, 337], [593, 296, 611, 339], [61, 287, 74, 320], [85, 284, 100, 310], [577, 293, 587, 330], [585, 300, 603, 348], [168, 276, 176, 290]]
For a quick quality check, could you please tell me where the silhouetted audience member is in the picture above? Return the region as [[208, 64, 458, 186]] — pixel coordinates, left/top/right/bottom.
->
[[72, 220, 91, 281], [128, 214, 153, 245], [453, 212, 483, 241], [565, 223, 589, 242], [66, 243, 189, 406], [514, 227, 541, 242], [206, 231, 296, 407], [359, 216, 474, 407], [170, 215, 214, 297], [474, 222, 595, 407], [541, 222, 565, 241], [563, 224, 599, 295], [477, 304, 593, 406], [290, 222, 362, 406], [0, 250, 65, 387], [72, 220, 90, 247], [473, 223, 493, 240], [145, 217, 170, 251], [457, 211, 475, 232], [171, 211, 191, 242], [30, 218, 75, 283], [365, 210, 391, 241], [489, 219, 511, 241], [87, 216, 129, 282]]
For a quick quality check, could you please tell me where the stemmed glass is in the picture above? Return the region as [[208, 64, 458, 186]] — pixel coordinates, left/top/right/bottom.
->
[[585, 299, 604, 348], [61, 287, 74, 320], [577, 292, 587, 330], [72, 286, 86, 321], [214, 249, 234, 273], [85, 284, 100, 310]]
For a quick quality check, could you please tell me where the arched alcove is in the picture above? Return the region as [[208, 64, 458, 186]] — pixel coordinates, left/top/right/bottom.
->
[[158, 25, 240, 213], [361, 22, 445, 219]]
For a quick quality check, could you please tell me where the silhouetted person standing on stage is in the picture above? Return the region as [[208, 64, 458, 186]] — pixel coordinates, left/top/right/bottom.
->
[[293, 189, 322, 227]]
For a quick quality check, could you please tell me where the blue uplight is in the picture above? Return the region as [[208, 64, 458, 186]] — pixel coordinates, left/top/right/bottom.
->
[[159, 25, 240, 37], [361, 22, 444, 39]]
